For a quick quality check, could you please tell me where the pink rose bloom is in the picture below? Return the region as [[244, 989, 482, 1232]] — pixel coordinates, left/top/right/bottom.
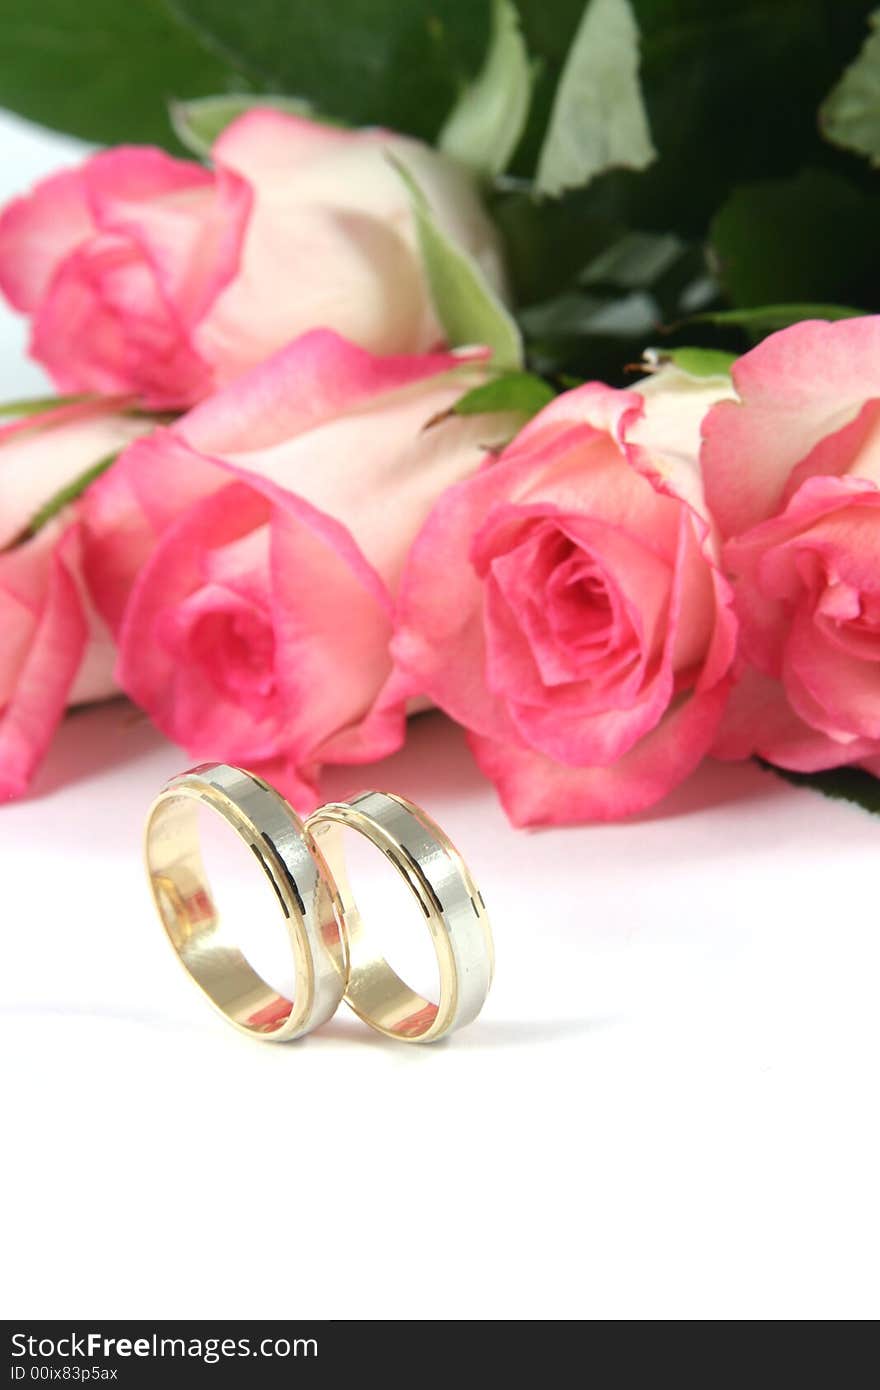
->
[[80, 330, 510, 805], [0, 521, 86, 800], [0, 113, 505, 410], [0, 404, 152, 799], [392, 367, 738, 824], [703, 316, 880, 773]]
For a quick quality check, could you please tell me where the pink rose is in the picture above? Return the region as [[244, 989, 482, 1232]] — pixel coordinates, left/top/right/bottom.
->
[[0, 404, 152, 798], [702, 317, 880, 772], [0, 522, 85, 800], [392, 367, 738, 824], [199, 111, 507, 385], [0, 150, 251, 408], [0, 113, 505, 410], [81, 330, 510, 805]]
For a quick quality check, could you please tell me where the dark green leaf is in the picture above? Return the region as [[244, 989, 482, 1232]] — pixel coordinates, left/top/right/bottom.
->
[[710, 168, 880, 308], [519, 287, 662, 380], [0, 0, 246, 148], [171, 0, 490, 142], [581, 230, 684, 290], [520, 288, 657, 339], [762, 761, 880, 816], [489, 182, 625, 307], [512, 2, 877, 228], [454, 371, 555, 417], [695, 303, 867, 332], [496, 2, 880, 345], [820, 8, 880, 163]]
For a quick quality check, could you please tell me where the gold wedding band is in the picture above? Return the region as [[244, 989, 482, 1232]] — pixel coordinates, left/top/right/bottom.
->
[[306, 791, 493, 1043], [144, 764, 345, 1041]]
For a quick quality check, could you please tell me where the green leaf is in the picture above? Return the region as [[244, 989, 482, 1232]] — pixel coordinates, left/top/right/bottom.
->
[[171, 0, 490, 143], [171, 93, 315, 159], [762, 762, 880, 816], [518, 286, 661, 380], [453, 371, 555, 417], [18, 452, 120, 544], [647, 346, 737, 379], [514, 1, 880, 241], [489, 184, 625, 309], [520, 288, 657, 339], [438, 0, 533, 179], [390, 155, 522, 368], [581, 230, 685, 290], [0, 0, 246, 148], [0, 394, 89, 418], [820, 8, 880, 164], [710, 168, 880, 308], [695, 303, 867, 332], [631, 0, 877, 238], [534, 0, 655, 197]]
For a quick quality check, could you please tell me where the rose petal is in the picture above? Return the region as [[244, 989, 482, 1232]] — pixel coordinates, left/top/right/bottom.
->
[[212, 109, 353, 175], [31, 237, 215, 407], [702, 316, 880, 537], [0, 407, 150, 550], [470, 680, 730, 826], [115, 482, 284, 762], [783, 606, 880, 742], [81, 429, 226, 633], [0, 524, 87, 800], [269, 495, 401, 763], [181, 327, 481, 453], [0, 167, 94, 311], [84, 147, 252, 326], [712, 664, 877, 769]]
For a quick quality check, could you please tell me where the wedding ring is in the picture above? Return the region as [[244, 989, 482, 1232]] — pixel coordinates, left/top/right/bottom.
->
[[306, 791, 493, 1042], [144, 763, 346, 1041]]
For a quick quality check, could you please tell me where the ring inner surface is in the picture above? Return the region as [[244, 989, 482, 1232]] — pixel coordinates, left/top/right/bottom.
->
[[310, 817, 447, 1040], [147, 791, 297, 1036]]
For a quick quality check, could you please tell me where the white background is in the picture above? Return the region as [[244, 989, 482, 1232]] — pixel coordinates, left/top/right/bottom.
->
[[1, 111, 878, 1321]]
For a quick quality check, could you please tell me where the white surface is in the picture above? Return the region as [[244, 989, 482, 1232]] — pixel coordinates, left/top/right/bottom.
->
[[1, 114, 879, 1322]]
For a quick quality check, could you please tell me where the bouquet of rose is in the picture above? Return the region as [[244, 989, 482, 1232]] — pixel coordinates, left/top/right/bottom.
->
[[2, 0, 880, 823]]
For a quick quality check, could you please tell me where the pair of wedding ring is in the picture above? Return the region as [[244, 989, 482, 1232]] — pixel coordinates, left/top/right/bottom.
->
[[144, 764, 493, 1043]]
